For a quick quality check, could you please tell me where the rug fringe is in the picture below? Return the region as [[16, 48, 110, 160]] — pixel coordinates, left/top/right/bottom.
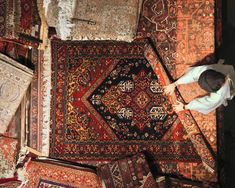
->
[[57, 0, 75, 40], [16, 147, 30, 188], [40, 39, 51, 156], [202, 161, 215, 174]]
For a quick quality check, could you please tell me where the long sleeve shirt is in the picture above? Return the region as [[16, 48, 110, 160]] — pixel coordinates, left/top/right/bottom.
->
[[175, 64, 235, 114]]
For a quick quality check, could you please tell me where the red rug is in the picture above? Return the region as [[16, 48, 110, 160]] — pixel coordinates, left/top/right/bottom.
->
[[23, 160, 101, 188], [0, 0, 15, 38], [50, 40, 201, 167], [98, 153, 157, 187], [137, 0, 178, 78], [137, 0, 217, 78]]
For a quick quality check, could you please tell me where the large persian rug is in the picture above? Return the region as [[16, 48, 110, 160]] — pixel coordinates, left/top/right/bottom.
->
[[50, 40, 216, 182]]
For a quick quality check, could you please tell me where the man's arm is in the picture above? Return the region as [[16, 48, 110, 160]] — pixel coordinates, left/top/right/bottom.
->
[[185, 93, 222, 114], [164, 66, 208, 95], [174, 65, 208, 85]]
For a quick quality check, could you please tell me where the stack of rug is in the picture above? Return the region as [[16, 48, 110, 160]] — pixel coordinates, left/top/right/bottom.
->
[[0, 0, 42, 47], [49, 0, 221, 185], [0, 0, 222, 186]]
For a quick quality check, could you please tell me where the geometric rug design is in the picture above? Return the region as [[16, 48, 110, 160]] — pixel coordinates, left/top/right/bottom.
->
[[88, 58, 174, 140], [48, 0, 219, 184], [38, 180, 73, 188], [50, 40, 200, 163], [98, 153, 157, 188]]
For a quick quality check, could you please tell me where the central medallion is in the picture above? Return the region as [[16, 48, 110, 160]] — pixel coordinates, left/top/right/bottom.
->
[[135, 90, 151, 109], [88, 59, 175, 140]]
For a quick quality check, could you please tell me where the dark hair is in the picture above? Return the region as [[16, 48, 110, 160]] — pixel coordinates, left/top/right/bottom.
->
[[198, 69, 225, 92]]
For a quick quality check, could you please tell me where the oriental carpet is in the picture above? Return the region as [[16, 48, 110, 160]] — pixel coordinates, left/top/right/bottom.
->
[[23, 160, 102, 188], [50, 40, 203, 175], [0, 53, 33, 133]]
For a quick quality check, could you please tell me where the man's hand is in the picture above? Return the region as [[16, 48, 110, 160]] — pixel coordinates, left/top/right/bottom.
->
[[164, 83, 176, 95], [172, 100, 185, 113]]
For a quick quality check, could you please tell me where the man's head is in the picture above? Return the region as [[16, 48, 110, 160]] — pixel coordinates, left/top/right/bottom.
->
[[198, 69, 226, 92]]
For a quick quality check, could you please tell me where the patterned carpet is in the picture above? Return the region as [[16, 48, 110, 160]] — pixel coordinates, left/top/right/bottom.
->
[[0, 0, 221, 185], [137, 0, 216, 77], [0, 0, 45, 152], [145, 45, 217, 182], [23, 160, 101, 187]]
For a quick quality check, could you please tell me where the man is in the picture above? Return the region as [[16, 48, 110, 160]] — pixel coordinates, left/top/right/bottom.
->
[[164, 62, 235, 114]]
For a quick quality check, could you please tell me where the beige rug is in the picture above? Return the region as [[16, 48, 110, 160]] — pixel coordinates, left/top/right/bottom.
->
[[44, 0, 143, 42], [0, 53, 33, 134]]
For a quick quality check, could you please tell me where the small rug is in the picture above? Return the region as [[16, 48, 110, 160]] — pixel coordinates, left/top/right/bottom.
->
[[23, 160, 102, 188], [98, 153, 157, 188], [71, 0, 143, 41], [50, 40, 201, 165], [0, 38, 49, 155], [16, 0, 41, 46]]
